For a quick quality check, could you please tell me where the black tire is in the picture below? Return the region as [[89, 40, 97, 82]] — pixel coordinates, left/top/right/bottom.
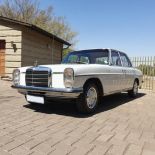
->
[[128, 80, 138, 98], [76, 83, 100, 114]]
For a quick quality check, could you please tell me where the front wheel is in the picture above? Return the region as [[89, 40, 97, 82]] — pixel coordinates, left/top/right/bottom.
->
[[128, 80, 138, 98], [76, 83, 100, 113]]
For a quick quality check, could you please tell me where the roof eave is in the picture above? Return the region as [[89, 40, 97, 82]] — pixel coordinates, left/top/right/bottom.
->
[[0, 16, 71, 46]]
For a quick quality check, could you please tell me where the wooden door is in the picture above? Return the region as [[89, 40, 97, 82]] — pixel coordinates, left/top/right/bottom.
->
[[0, 40, 5, 76]]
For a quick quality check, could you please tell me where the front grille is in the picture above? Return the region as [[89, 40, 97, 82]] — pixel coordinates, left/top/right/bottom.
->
[[26, 67, 51, 87]]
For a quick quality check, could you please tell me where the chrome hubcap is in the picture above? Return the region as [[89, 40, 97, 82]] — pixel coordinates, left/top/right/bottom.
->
[[133, 82, 138, 95], [86, 87, 97, 109]]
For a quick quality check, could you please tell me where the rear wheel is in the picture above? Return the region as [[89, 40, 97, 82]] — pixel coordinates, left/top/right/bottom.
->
[[76, 83, 100, 113], [128, 80, 138, 98]]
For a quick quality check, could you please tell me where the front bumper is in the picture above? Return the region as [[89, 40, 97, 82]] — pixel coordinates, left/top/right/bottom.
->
[[12, 85, 83, 98]]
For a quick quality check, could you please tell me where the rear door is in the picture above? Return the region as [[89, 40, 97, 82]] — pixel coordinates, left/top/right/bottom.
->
[[109, 50, 124, 92], [119, 52, 135, 89]]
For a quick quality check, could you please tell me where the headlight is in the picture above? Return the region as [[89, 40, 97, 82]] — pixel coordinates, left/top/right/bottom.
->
[[12, 69, 20, 86], [64, 68, 74, 88]]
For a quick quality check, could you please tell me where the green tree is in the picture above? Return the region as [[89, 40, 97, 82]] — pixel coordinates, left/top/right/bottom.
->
[[0, 0, 77, 45], [63, 48, 73, 58]]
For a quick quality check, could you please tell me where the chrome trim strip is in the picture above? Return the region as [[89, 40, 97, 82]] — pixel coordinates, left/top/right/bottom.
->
[[26, 81, 48, 84], [12, 85, 83, 98], [26, 74, 49, 76], [75, 73, 125, 77], [26, 78, 49, 79], [53, 72, 63, 74], [12, 85, 83, 93]]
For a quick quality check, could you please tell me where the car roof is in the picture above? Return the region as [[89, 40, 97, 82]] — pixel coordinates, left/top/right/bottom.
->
[[69, 48, 126, 55], [69, 48, 109, 54]]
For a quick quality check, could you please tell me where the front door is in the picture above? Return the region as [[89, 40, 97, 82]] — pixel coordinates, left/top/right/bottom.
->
[[0, 40, 5, 76]]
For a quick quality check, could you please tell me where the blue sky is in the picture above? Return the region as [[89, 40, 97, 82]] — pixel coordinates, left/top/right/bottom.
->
[[40, 0, 155, 56]]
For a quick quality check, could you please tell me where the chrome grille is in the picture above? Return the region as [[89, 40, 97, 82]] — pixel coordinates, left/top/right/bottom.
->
[[26, 67, 51, 87]]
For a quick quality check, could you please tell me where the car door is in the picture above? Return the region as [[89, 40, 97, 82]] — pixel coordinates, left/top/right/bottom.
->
[[119, 52, 135, 89], [109, 50, 124, 92]]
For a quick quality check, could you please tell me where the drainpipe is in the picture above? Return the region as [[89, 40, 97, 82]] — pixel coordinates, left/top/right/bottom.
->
[[51, 35, 54, 64]]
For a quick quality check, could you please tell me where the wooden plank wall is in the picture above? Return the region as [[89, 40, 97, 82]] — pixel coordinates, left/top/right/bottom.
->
[[0, 23, 22, 77], [22, 28, 63, 66], [0, 21, 63, 77]]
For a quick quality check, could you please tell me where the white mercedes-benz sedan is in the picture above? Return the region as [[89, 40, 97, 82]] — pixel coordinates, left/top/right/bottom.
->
[[12, 49, 143, 113]]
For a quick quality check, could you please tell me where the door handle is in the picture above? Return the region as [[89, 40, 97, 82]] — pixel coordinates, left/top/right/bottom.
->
[[122, 70, 126, 73]]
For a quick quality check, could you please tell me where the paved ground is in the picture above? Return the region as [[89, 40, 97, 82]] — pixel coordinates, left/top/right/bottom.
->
[[0, 80, 155, 155]]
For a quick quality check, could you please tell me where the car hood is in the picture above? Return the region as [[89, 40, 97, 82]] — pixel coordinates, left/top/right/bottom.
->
[[40, 64, 90, 72]]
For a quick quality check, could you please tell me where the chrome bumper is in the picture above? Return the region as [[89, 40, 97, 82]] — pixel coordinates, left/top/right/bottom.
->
[[12, 85, 83, 98]]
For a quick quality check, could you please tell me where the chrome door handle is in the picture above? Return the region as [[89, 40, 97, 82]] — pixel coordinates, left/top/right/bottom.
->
[[122, 70, 126, 73]]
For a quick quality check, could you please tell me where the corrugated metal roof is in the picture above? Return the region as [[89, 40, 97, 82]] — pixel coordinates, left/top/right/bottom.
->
[[0, 16, 71, 46]]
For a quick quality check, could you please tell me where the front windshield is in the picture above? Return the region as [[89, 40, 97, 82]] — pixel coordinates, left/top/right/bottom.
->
[[62, 49, 109, 65]]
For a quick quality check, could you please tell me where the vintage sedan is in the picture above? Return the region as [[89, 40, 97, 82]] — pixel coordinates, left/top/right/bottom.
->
[[12, 49, 143, 113]]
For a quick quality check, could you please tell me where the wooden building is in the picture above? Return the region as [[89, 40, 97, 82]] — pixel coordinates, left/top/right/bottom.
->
[[0, 16, 71, 77]]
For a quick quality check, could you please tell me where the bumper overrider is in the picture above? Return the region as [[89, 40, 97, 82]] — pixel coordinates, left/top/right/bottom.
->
[[11, 85, 83, 98]]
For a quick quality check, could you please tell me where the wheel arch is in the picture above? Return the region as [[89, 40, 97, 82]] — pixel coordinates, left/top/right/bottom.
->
[[83, 78, 104, 96], [135, 78, 139, 86]]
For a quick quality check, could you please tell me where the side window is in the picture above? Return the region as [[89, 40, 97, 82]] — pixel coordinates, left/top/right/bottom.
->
[[120, 53, 132, 67], [80, 56, 89, 64], [68, 55, 78, 63], [94, 50, 109, 64], [95, 57, 109, 65], [111, 50, 122, 66]]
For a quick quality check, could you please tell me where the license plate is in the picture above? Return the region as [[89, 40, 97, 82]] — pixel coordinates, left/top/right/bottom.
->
[[26, 95, 44, 104]]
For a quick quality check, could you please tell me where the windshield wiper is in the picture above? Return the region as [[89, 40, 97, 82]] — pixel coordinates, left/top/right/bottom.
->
[[75, 61, 87, 64], [63, 61, 88, 64]]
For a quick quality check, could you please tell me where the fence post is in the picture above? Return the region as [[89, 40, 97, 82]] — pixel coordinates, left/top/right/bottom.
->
[[153, 56, 154, 92]]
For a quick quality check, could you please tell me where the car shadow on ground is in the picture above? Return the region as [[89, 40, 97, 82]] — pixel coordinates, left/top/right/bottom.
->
[[24, 92, 146, 118]]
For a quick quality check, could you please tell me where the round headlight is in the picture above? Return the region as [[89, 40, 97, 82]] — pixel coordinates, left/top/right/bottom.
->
[[64, 68, 74, 88], [13, 69, 20, 86]]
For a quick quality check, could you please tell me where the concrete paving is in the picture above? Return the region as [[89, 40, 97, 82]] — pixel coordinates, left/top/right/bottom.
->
[[0, 80, 155, 155]]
